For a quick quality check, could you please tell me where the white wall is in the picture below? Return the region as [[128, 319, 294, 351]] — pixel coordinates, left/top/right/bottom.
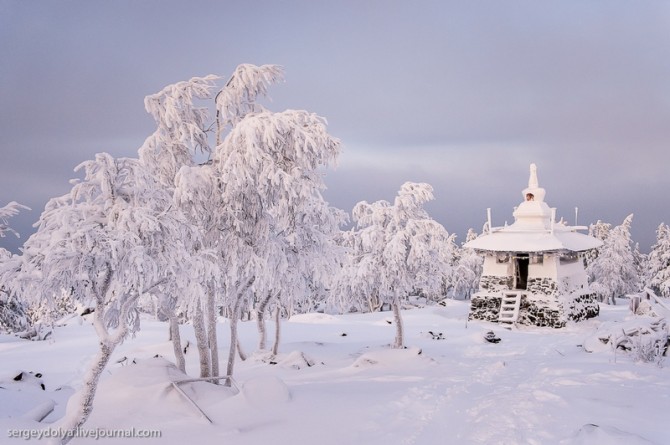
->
[[528, 254, 556, 280], [482, 254, 511, 277], [482, 252, 589, 292], [556, 258, 589, 290]]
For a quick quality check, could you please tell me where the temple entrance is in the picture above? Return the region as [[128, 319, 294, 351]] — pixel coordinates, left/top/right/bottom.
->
[[515, 254, 529, 290]]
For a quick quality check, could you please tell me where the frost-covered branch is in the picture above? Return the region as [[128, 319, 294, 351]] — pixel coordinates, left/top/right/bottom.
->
[[0, 201, 30, 239], [215, 64, 284, 143]]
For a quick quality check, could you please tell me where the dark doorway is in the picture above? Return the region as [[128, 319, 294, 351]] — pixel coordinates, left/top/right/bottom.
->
[[515, 254, 529, 290]]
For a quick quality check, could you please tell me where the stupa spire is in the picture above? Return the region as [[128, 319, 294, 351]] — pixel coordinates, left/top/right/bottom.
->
[[529, 163, 539, 189], [521, 162, 546, 202]]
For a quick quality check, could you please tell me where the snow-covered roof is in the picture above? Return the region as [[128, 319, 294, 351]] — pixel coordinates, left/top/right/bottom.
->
[[464, 164, 603, 253], [465, 227, 602, 252]]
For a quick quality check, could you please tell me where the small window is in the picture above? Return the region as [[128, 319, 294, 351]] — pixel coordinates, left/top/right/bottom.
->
[[560, 252, 579, 264], [496, 253, 509, 264]]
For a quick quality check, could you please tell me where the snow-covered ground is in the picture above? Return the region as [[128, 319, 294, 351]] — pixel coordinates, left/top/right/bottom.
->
[[1, 300, 669, 444]]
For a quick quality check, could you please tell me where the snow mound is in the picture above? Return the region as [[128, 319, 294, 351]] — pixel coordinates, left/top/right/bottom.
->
[[561, 423, 655, 445], [247, 350, 319, 369], [277, 351, 318, 369], [0, 370, 45, 390], [241, 376, 291, 406], [582, 317, 669, 358], [351, 347, 428, 368], [0, 370, 59, 421], [289, 313, 340, 324], [373, 318, 394, 326], [74, 357, 236, 427]]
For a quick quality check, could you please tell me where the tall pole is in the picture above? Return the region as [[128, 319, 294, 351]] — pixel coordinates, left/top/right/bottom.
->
[[487, 208, 492, 234]]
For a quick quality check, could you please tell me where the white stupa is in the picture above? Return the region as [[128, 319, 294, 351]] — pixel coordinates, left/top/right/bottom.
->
[[465, 164, 602, 328]]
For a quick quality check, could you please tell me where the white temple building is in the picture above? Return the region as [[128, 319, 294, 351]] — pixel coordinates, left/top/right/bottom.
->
[[465, 164, 602, 328]]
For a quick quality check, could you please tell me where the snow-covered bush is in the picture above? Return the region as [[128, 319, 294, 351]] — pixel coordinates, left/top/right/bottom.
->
[[628, 330, 667, 367], [27, 288, 77, 326], [0, 286, 29, 334], [584, 317, 668, 367]]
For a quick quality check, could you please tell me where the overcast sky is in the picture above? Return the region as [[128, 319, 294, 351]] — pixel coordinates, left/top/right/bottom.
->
[[1, 0, 669, 253]]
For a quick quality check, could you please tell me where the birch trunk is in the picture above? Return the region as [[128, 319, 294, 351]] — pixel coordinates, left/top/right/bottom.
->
[[193, 300, 211, 378], [392, 295, 404, 349], [368, 291, 382, 312], [271, 305, 281, 356], [256, 292, 274, 350], [58, 296, 128, 445], [225, 277, 255, 385], [169, 316, 186, 373], [57, 341, 115, 445], [225, 297, 242, 385], [206, 290, 219, 377], [236, 337, 247, 361]]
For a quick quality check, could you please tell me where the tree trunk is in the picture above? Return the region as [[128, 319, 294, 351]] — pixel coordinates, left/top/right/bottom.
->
[[256, 291, 274, 350], [206, 290, 219, 377], [226, 297, 242, 385], [392, 296, 404, 349], [236, 337, 247, 361], [58, 340, 115, 445], [368, 291, 382, 312], [56, 282, 152, 444], [169, 316, 186, 373], [271, 305, 281, 356], [193, 300, 211, 378], [225, 277, 255, 385]]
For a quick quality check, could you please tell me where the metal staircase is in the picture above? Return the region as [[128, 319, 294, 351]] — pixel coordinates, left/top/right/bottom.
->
[[498, 292, 523, 324]]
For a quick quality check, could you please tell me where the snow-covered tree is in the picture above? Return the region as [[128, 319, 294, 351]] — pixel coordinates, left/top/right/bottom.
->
[[17, 154, 202, 443], [450, 228, 483, 299], [213, 109, 343, 366], [343, 182, 454, 348], [589, 219, 612, 242], [648, 223, 670, 297], [256, 192, 346, 355], [0, 201, 30, 333], [171, 63, 344, 376], [587, 214, 640, 304], [633, 242, 649, 293], [138, 74, 224, 378], [585, 219, 612, 267], [136, 69, 298, 378]]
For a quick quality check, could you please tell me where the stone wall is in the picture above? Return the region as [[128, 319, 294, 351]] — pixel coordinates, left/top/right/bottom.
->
[[469, 294, 566, 328], [526, 278, 558, 297], [468, 288, 599, 328], [479, 275, 513, 293], [468, 294, 502, 322], [516, 297, 565, 328], [470, 275, 599, 328]]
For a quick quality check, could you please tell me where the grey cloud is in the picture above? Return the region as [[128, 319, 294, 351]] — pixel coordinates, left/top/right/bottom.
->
[[1, 1, 668, 254]]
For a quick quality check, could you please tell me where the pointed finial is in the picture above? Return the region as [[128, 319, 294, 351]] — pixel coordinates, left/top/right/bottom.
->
[[521, 163, 546, 202], [529, 163, 539, 189]]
